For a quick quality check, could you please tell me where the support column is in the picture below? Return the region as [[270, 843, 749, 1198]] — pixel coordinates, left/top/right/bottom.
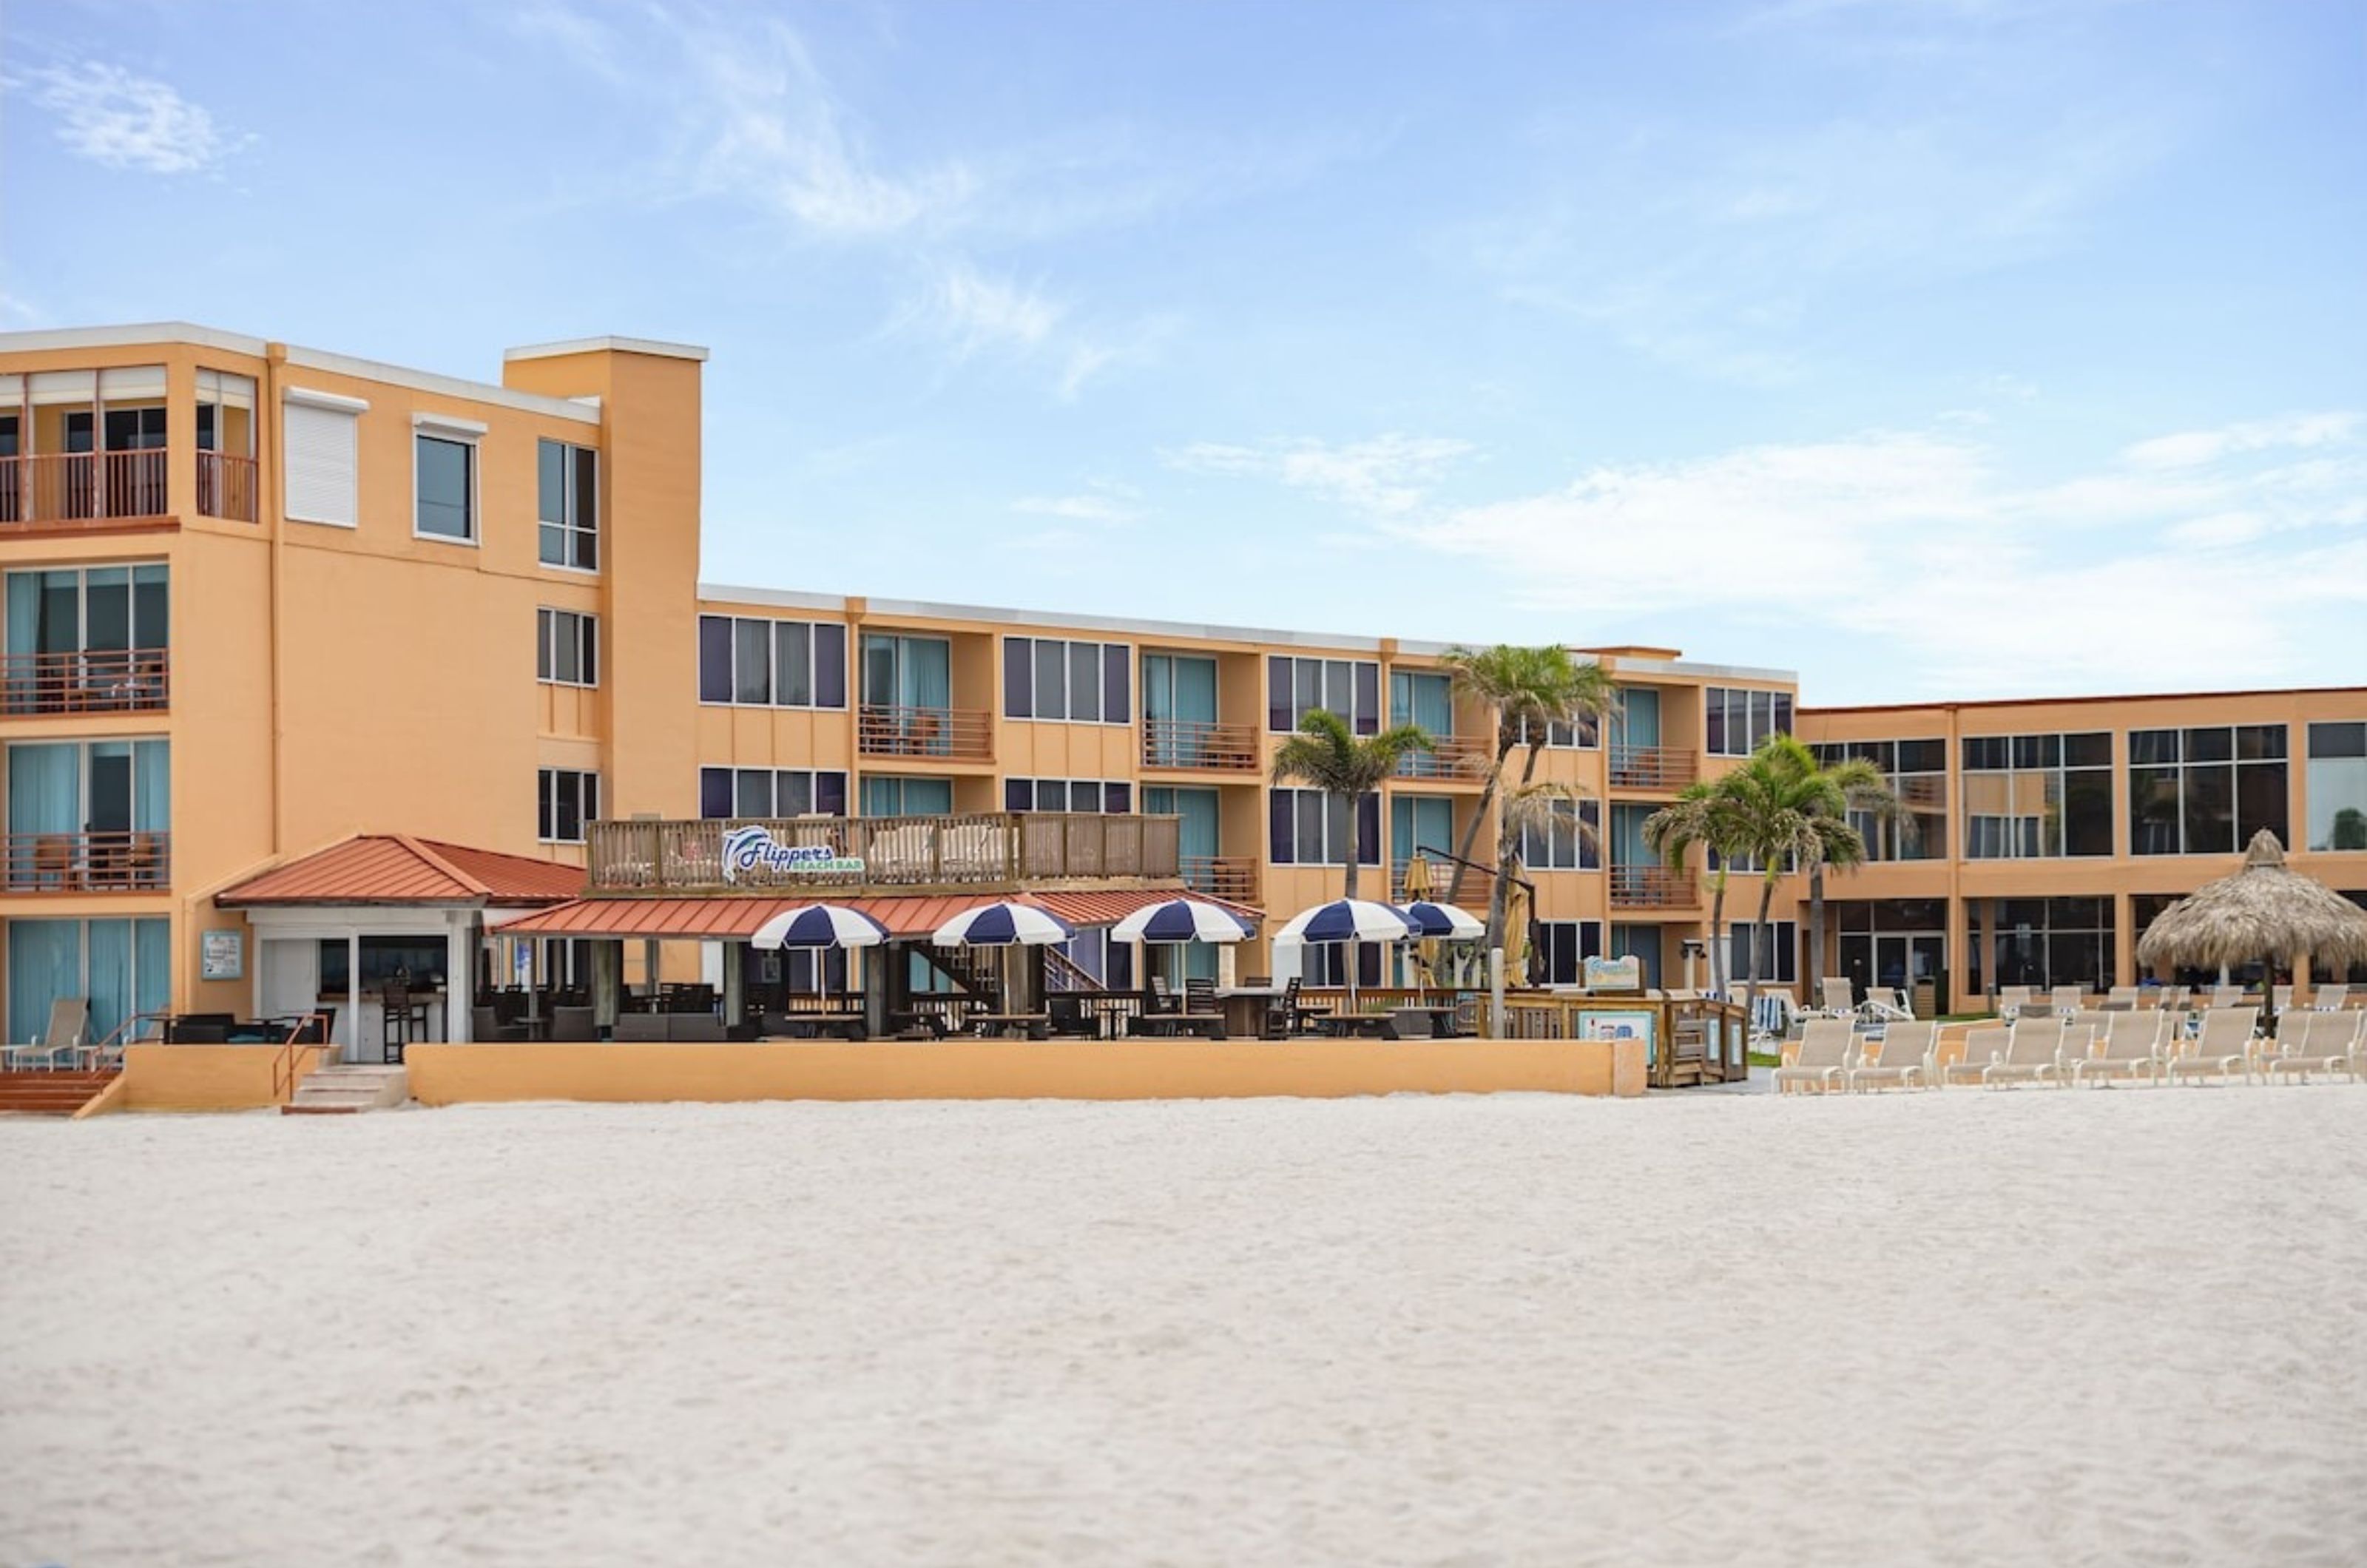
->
[[1945, 896, 1970, 1017], [722, 941, 744, 1030], [592, 940, 621, 1033], [2113, 893, 2135, 989], [447, 919, 470, 1042], [345, 930, 361, 1064]]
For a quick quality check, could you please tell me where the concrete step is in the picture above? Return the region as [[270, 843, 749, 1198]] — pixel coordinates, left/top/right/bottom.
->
[[0, 1070, 118, 1116], [285, 1064, 408, 1115]]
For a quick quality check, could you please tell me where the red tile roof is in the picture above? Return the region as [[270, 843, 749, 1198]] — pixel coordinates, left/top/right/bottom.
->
[[217, 836, 587, 908], [498, 887, 1263, 941]]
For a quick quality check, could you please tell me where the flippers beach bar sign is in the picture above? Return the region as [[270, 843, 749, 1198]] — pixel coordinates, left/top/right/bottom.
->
[[721, 826, 866, 884]]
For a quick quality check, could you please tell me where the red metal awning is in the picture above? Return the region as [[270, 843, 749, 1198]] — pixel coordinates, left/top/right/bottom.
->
[[496, 887, 1262, 941], [217, 835, 587, 908]]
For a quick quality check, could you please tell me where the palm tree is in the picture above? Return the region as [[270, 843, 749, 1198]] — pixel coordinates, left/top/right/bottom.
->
[[1492, 780, 1596, 973], [1709, 737, 1866, 1037], [1642, 780, 1748, 993], [1797, 751, 1917, 990], [1436, 644, 1618, 910], [1269, 709, 1433, 902]]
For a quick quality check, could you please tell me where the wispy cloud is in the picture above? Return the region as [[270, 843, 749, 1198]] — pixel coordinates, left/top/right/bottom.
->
[[2121, 412, 2362, 470], [22, 61, 243, 175], [911, 260, 1064, 356], [1166, 435, 1479, 516], [1012, 482, 1141, 525]]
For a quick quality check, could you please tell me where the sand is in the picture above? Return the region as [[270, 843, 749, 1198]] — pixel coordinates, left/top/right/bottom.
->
[[4, 1087, 2364, 1567]]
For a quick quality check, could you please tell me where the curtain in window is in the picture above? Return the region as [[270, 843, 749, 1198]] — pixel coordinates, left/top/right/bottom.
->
[[133, 740, 169, 831], [7, 918, 82, 1044], [135, 917, 169, 1021], [87, 918, 135, 1043], [7, 743, 78, 834], [907, 638, 951, 712]]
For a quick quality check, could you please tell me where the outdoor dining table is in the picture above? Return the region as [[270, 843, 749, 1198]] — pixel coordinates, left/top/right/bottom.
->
[[962, 1012, 1052, 1040], [763, 1012, 869, 1041], [1212, 987, 1286, 1040]]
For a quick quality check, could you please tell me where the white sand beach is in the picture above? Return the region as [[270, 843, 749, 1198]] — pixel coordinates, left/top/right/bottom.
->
[[4, 1088, 2364, 1567]]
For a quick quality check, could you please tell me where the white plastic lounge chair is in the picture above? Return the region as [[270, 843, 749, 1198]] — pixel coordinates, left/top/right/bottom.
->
[[2272, 984, 2295, 1013], [4, 997, 89, 1071], [2072, 1012, 2168, 1087], [2263, 1011, 2363, 1085], [2207, 984, 2245, 1010], [2047, 985, 2082, 1017], [1848, 1021, 1934, 1092], [1979, 1016, 2070, 1087], [1859, 986, 1914, 1024], [1996, 985, 2033, 1021], [1817, 977, 1855, 1017], [2310, 984, 2349, 1012], [2163, 1007, 2263, 1085], [2105, 986, 2139, 1010], [1775, 1018, 1857, 1095], [1939, 1024, 2013, 1087]]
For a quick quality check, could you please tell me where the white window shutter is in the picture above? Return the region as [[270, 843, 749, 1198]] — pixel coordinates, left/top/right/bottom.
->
[[284, 400, 358, 526]]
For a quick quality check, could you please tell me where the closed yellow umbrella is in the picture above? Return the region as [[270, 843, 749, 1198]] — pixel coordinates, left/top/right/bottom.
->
[[1401, 854, 1437, 987], [1502, 878, 1531, 984]]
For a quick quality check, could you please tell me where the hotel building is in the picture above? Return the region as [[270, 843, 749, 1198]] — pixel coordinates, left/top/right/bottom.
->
[[2, 324, 2361, 1048]]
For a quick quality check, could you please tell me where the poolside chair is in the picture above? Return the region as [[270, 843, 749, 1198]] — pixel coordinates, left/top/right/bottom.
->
[[2154, 984, 2188, 1013], [2070, 1009, 2113, 1050], [1996, 985, 2033, 1021], [1848, 1021, 1934, 1092], [2271, 984, 2296, 1014], [2263, 1011, 2364, 1085], [2162, 1007, 2263, 1086], [1817, 977, 1855, 1017], [2106, 986, 2139, 1010], [2310, 984, 2349, 1012], [1978, 1016, 2071, 1088], [2072, 1012, 2169, 1087], [1860, 987, 1913, 1024], [1939, 1024, 2013, 1087], [2207, 984, 2245, 1010], [6, 996, 90, 1070], [2047, 985, 2082, 1017], [1775, 1018, 1856, 1095]]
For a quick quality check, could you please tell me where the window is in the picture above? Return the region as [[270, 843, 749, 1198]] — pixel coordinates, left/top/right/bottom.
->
[[859, 776, 953, 817], [320, 934, 450, 995], [413, 420, 480, 541], [1004, 778, 1133, 814], [1514, 712, 1600, 748], [699, 768, 848, 820], [1004, 637, 1130, 723], [196, 370, 257, 520], [1268, 655, 1379, 734], [1960, 731, 2113, 858], [1975, 897, 2113, 994], [696, 615, 848, 709], [1268, 787, 1381, 866], [537, 439, 598, 570], [7, 916, 169, 1047], [537, 768, 599, 843], [1391, 794, 1456, 893], [2130, 725, 2287, 856], [2306, 722, 2367, 851], [283, 389, 362, 527], [1295, 942, 1384, 989], [1809, 739, 1948, 860], [4, 564, 169, 715], [1727, 921, 1799, 986], [536, 609, 598, 687], [1705, 686, 1795, 757], [1534, 921, 1606, 987], [1521, 797, 1601, 871], [7, 739, 172, 889]]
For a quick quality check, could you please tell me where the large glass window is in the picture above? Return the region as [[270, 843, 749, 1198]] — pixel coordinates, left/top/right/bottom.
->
[[1809, 738, 1948, 860], [413, 433, 475, 541], [536, 768, 599, 843], [6, 739, 170, 889], [4, 564, 169, 715], [1533, 920, 1606, 986], [1004, 637, 1130, 723], [1961, 731, 2112, 858], [1727, 920, 1799, 985], [1521, 797, 1602, 872], [696, 615, 848, 709], [1267, 655, 1379, 734], [536, 608, 598, 687], [2303, 723, 2367, 852], [699, 767, 848, 820], [1004, 778, 1132, 814], [1268, 787, 1381, 866], [859, 776, 954, 817], [1976, 897, 2114, 993], [1706, 686, 1795, 757], [2130, 725, 2287, 856], [7, 916, 169, 1046], [1390, 794, 1456, 893], [536, 439, 599, 570]]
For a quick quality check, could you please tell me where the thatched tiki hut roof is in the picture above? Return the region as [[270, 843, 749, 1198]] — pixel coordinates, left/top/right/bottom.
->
[[2135, 830, 2367, 986]]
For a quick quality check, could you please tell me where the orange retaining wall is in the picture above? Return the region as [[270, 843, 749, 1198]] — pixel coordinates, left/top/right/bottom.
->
[[405, 1038, 1647, 1106], [111, 1044, 325, 1112]]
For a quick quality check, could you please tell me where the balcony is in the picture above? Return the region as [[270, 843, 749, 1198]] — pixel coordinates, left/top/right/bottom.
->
[[1610, 864, 1697, 910], [0, 451, 170, 533], [587, 812, 1181, 894], [197, 451, 259, 522], [857, 704, 993, 762], [1181, 854, 1260, 904], [1394, 734, 1489, 783], [3, 830, 172, 893], [1608, 745, 1698, 791], [1141, 718, 1260, 773], [1, 649, 169, 717]]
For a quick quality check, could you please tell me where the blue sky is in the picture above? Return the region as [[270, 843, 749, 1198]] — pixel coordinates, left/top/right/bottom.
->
[[4, 0, 2362, 704]]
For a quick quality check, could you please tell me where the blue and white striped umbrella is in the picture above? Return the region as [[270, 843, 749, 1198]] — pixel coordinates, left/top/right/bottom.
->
[[751, 903, 891, 951], [1110, 898, 1255, 944], [1397, 900, 1485, 940], [931, 900, 1078, 947], [1271, 898, 1419, 945]]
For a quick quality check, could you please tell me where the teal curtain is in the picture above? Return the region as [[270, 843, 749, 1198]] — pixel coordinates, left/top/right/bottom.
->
[[905, 638, 950, 710], [1172, 657, 1217, 723], [1166, 788, 1218, 862], [4, 571, 43, 655], [1613, 687, 1661, 750], [1391, 671, 1452, 734], [905, 778, 953, 815], [135, 917, 170, 1020], [133, 740, 170, 831], [87, 919, 133, 1042], [7, 742, 78, 834], [7, 919, 82, 1044]]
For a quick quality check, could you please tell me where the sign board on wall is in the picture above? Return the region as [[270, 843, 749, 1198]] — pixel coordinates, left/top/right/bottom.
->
[[200, 929, 245, 981]]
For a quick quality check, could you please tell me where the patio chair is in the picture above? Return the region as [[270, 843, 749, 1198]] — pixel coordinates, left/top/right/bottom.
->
[[1774, 1018, 1856, 1095], [1847, 1021, 1934, 1092], [549, 1004, 597, 1043], [2162, 1007, 2263, 1085], [667, 1014, 726, 1043], [472, 1004, 528, 1044], [1860, 987, 1913, 1024], [1277, 976, 1330, 1034], [2070, 1012, 2169, 1087], [2272, 984, 2296, 1013], [2047, 985, 2083, 1017], [2106, 986, 2139, 1010], [1996, 985, 2033, 1021], [6, 996, 90, 1070], [1183, 977, 1218, 1016], [1147, 976, 1179, 1016], [2263, 1011, 2364, 1085], [2310, 984, 2349, 1012], [612, 1013, 669, 1042], [1953, 1016, 2067, 1088], [1817, 977, 1855, 1017], [2207, 984, 2245, 1010]]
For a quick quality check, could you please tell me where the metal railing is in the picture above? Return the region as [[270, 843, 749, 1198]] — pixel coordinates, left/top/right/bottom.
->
[[1180, 854, 1259, 904], [1394, 736, 1488, 781], [0, 450, 170, 528], [197, 451, 258, 522], [1607, 745, 1698, 791], [3, 830, 172, 893], [857, 703, 993, 760], [1609, 864, 1695, 908], [587, 812, 1182, 893], [1141, 717, 1261, 771], [0, 648, 169, 715]]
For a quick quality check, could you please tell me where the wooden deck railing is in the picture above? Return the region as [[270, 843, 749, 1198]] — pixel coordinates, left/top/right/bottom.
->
[[1141, 717, 1261, 771], [197, 452, 258, 522], [3, 830, 172, 893], [1607, 745, 1698, 791], [0, 648, 169, 715], [1609, 865, 1696, 908], [1394, 735, 1489, 781], [857, 703, 993, 760], [587, 812, 1183, 893], [1181, 855, 1259, 904], [0, 450, 171, 529]]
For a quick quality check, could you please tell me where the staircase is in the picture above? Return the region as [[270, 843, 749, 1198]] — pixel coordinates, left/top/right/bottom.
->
[[0, 1069, 116, 1117], [917, 946, 1004, 1010], [283, 1064, 409, 1115]]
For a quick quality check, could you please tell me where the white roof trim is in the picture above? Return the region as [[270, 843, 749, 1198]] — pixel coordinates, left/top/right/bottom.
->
[[283, 345, 600, 425], [1605, 656, 1798, 683], [504, 336, 711, 364], [0, 321, 269, 357], [413, 410, 490, 439]]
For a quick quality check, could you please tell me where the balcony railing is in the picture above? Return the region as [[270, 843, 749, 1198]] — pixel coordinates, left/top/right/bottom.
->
[[1, 649, 169, 716], [587, 811, 1181, 894], [197, 451, 258, 522], [857, 704, 993, 761], [3, 830, 172, 893], [1394, 735, 1489, 782], [1141, 717, 1260, 772], [1608, 745, 1698, 791], [1181, 854, 1260, 904], [0, 451, 170, 530], [1610, 865, 1697, 909]]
